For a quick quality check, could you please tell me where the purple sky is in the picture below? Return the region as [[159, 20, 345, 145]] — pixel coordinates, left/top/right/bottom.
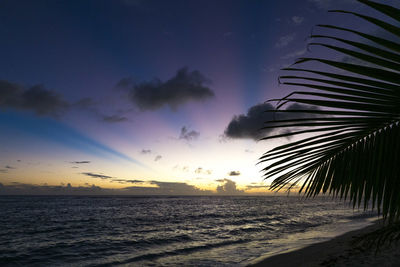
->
[[0, 0, 395, 194]]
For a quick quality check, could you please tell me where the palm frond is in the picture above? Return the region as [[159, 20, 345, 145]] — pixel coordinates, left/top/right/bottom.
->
[[261, 0, 400, 222]]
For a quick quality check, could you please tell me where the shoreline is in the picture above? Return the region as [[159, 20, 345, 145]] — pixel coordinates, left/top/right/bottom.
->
[[247, 219, 400, 267]]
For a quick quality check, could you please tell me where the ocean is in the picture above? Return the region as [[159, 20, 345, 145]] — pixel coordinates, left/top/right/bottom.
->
[[0, 195, 376, 266]]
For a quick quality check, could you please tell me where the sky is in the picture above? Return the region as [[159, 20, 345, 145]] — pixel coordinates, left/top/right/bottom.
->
[[0, 0, 393, 195]]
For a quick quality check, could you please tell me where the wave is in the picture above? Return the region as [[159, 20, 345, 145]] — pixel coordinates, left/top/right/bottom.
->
[[98, 238, 251, 266]]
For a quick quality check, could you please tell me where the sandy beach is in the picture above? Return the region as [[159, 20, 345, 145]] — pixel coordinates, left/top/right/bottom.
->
[[248, 220, 400, 267]]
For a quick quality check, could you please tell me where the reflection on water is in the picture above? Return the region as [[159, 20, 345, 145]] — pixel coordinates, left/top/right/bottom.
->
[[0, 196, 376, 266]]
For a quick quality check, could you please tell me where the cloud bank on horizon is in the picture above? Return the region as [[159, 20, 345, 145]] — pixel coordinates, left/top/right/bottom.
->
[[0, 178, 269, 195]]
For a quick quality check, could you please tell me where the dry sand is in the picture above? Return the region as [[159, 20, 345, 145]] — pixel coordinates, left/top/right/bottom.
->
[[248, 220, 400, 267]]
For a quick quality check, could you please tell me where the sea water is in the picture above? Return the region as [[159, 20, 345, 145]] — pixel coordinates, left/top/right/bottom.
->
[[0, 195, 376, 266]]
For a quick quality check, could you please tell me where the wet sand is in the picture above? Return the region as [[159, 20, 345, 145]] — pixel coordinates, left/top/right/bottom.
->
[[248, 220, 400, 267]]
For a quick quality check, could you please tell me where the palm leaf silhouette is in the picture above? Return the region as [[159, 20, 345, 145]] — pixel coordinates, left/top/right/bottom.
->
[[261, 0, 400, 222]]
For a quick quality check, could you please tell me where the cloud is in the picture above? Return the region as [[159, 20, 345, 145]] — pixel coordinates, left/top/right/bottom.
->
[[281, 49, 306, 60], [216, 179, 244, 195], [0, 181, 213, 196], [82, 172, 113, 179], [224, 103, 320, 141], [140, 149, 152, 154], [112, 179, 144, 184], [275, 33, 296, 48], [154, 155, 162, 161], [0, 182, 106, 195], [0, 81, 122, 123], [228, 171, 240, 176], [119, 67, 214, 111], [5, 165, 15, 169], [291, 16, 304, 25], [0, 80, 68, 117], [246, 185, 267, 189], [195, 167, 212, 175], [70, 161, 90, 164], [102, 115, 128, 123], [179, 126, 200, 141], [145, 180, 212, 195]]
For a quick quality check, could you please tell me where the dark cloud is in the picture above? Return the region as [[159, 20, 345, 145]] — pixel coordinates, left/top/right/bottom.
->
[[0, 80, 68, 117], [102, 114, 128, 123], [112, 179, 144, 184], [82, 172, 113, 179], [0, 180, 283, 195], [70, 161, 90, 164], [119, 67, 214, 111], [228, 171, 240, 176], [140, 149, 152, 154], [154, 155, 162, 161], [0, 169, 8, 173], [179, 126, 200, 141], [224, 103, 320, 141], [0, 182, 104, 195], [0, 181, 213, 196], [5, 165, 15, 169], [216, 179, 244, 195]]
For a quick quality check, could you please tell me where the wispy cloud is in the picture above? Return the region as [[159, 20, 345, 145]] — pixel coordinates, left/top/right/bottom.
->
[[179, 126, 200, 141], [102, 115, 128, 123], [291, 16, 304, 25], [140, 149, 152, 154], [281, 49, 306, 60], [112, 179, 144, 184], [82, 172, 113, 179], [195, 167, 212, 175], [70, 161, 91, 164], [275, 33, 296, 48]]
